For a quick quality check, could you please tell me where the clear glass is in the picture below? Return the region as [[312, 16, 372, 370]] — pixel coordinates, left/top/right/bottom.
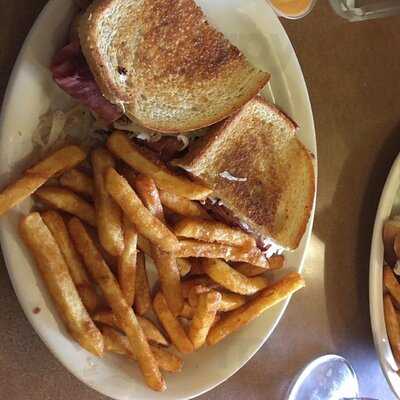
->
[[329, 0, 400, 21]]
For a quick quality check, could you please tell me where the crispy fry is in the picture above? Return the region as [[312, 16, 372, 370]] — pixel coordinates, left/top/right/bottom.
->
[[20, 212, 103, 356], [176, 239, 268, 267], [187, 286, 246, 312], [207, 272, 305, 345], [41, 210, 100, 313], [118, 216, 138, 306], [93, 310, 168, 346], [384, 266, 400, 305], [36, 187, 96, 226], [153, 292, 194, 354], [384, 294, 400, 362], [269, 254, 285, 270], [59, 168, 94, 198], [134, 252, 152, 316], [174, 217, 256, 249], [0, 146, 86, 216], [176, 258, 191, 277], [103, 326, 182, 373], [135, 175, 183, 316], [107, 132, 211, 200], [202, 259, 268, 295], [189, 290, 221, 350], [92, 148, 124, 256], [68, 217, 165, 392], [105, 168, 179, 252], [383, 218, 400, 266], [234, 255, 283, 277], [179, 302, 195, 319], [159, 190, 210, 219], [181, 276, 220, 298]]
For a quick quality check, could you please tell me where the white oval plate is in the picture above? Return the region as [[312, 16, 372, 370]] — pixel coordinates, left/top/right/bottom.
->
[[370, 153, 400, 399], [0, 0, 317, 399]]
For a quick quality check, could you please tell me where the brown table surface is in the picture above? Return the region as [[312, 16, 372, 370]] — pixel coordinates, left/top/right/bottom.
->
[[1, 0, 400, 399]]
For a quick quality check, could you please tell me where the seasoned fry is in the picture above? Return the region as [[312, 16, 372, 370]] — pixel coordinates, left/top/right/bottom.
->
[[181, 276, 219, 298], [107, 132, 211, 200], [189, 290, 221, 350], [234, 255, 283, 277], [104, 167, 179, 252], [207, 272, 305, 345], [179, 302, 195, 319], [384, 294, 400, 362], [59, 168, 94, 198], [384, 265, 400, 305], [0, 145, 86, 216], [176, 239, 268, 267], [41, 210, 100, 312], [219, 292, 247, 312], [134, 252, 152, 316], [93, 310, 168, 346], [92, 147, 124, 256], [135, 174, 183, 316], [20, 212, 103, 356], [187, 286, 246, 313], [159, 190, 210, 219], [153, 292, 194, 354], [36, 187, 96, 226], [138, 235, 151, 255], [68, 217, 165, 392], [118, 216, 138, 306], [103, 326, 182, 373], [174, 217, 256, 249], [202, 259, 268, 295], [176, 258, 191, 277]]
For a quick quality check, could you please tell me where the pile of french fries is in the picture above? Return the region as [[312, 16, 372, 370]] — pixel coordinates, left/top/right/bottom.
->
[[0, 130, 305, 392], [383, 217, 400, 364]]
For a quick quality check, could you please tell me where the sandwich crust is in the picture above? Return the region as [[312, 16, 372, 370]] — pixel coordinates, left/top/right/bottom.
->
[[79, 0, 270, 133], [174, 97, 315, 250]]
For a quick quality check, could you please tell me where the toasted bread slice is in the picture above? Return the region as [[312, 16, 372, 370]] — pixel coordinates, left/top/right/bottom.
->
[[173, 97, 315, 250], [79, 0, 270, 133]]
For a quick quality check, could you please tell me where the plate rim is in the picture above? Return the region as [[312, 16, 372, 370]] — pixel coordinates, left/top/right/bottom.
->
[[0, 1, 318, 399]]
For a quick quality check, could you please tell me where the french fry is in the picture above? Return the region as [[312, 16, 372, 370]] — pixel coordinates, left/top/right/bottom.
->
[[189, 290, 221, 350], [176, 239, 268, 268], [0, 145, 86, 216], [93, 310, 168, 346], [92, 147, 124, 256], [41, 210, 100, 313], [159, 190, 210, 219], [384, 266, 400, 305], [104, 167, 179, 252], [20, 212, 103, 356], [384, 294, 400, 362], [36, 187, 96, 227], [118, 216, 138, 306], [118, 164, 137, 187], [207, 272, 305, 345], [187, 258, 204, 276], [187, 286, 246, 313], [179, 302, 195, 319], [174, 217, 256, 249], [138, 234, 189, 277], [103, 326, 182, 373], [135, 174, 183, 316], [176, 258, 191, 277], [107, 131, 211, 200], [68, 217, 165, 392], [202, 259, 268, 295], [234, 255, 283, 277], [134, 252, 152, 316], [181, 276, 220, 298], [59, 168, 94, 198], [153, 292, 194, 354]]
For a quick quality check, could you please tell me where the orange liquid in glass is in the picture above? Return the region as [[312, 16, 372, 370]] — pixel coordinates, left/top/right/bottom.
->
[[269, 0, 313, 17]]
